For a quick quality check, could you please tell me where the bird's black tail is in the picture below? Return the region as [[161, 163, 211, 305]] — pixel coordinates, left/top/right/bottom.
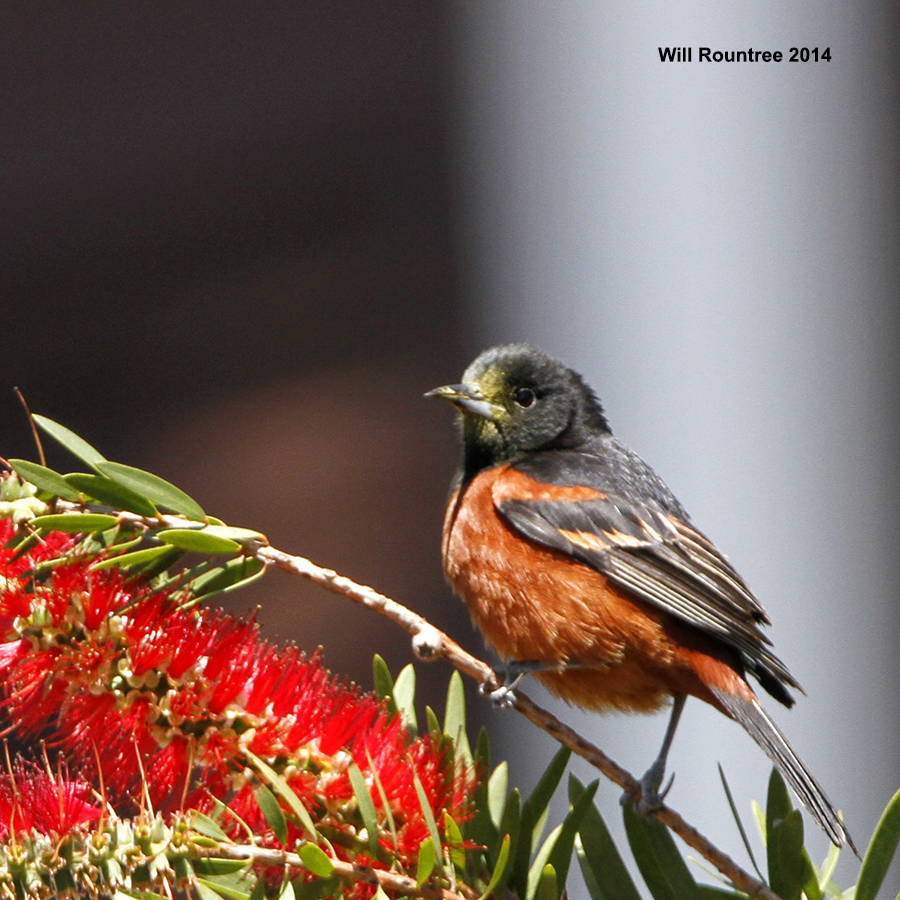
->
[[711, 687, 855, 852]]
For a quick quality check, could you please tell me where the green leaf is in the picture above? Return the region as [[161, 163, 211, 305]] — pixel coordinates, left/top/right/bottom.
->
[[526, 826, 563, 900], [254, 783, 288, 847], [417, 837, 436, 886], [393, 663, 418, 736], [497, 787, 522, 891], [245, 750, 319, 842], [466, 727, 497, 849], [92, 544, 181, 571], [97, 461, 205, 520], [488, 761, 510, 831], [189, 557, 266, 599], [767, 809, 806, 900], [527, 746, 572, 826], [544, 778, 598, 894], [512, 744, 571, 893], [64, 472, 159, 517], [413, 769, 444, 875], [443, 670, 472, 767], [696, 888, 748, 899], [33, 415, 107, 468], [765, 768, 813, 900], [193, 859, 252, 876], [573, 785, 642, 900], [623, 803, 702, 900], [157, 528, 239, 553], [191, 813, 229, 842], [478, 833, 512, 900], [718, 764, 764, 882], [8, 460, 82, 501], [366, 747, 399, 857], [532, 863, 558, 900], [443, 810, 466, 870], [196, 877, 251, 900], [855, 784, 900, 900], [297, 843, 334, 877], [30, 512, 119, 533], [372, 655, 397, 715], [291, 876, 341, 900], [425, 705, 441, 735], [348, 761, 380, 858]]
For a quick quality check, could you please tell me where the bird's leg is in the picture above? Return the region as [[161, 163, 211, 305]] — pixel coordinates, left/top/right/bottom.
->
[[481, 658, 608, 708], [623, 694, 686, 813]]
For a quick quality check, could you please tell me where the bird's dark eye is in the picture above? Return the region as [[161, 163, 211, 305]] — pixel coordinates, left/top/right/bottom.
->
[[513, 387, 536, 408]]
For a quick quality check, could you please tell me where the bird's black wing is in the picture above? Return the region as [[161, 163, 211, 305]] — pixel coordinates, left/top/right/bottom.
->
[[497, 489, 800, 704]]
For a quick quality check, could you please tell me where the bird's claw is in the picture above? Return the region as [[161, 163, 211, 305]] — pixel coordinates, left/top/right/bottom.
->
[[479, 664, 527, 709], [621, 765, 675, 814]]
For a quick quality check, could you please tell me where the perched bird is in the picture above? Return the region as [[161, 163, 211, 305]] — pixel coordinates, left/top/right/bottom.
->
[[427, 343, 851, 848]]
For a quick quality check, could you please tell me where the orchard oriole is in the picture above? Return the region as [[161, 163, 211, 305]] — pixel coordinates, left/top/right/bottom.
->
[[428, 343, 851, 848]]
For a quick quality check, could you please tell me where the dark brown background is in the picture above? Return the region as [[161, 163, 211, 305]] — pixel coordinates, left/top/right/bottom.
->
[[1, 2, 478, 716]]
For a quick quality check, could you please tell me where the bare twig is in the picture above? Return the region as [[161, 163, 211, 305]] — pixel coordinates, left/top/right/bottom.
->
[[196, 842, 475, 900]]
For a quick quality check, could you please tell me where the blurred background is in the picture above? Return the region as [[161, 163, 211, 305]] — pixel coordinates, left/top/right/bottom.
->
[[2, 1, 898, 891]]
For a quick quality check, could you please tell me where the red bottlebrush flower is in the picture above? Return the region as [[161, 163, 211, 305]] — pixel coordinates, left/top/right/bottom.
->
[[0, 759, 101, 839], [0, 519, 477, 879]]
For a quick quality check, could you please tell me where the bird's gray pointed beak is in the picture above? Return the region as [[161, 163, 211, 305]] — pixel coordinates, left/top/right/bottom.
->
[[425, 383, 499, 421]]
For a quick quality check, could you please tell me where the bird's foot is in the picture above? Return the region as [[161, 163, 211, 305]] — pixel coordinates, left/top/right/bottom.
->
[[621, 760, 675, 814], [479, 660, 550, 708]]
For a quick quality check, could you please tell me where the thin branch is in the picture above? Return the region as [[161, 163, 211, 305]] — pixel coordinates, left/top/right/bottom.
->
[[197, 842, 474, 900], [255, 543, 781, 900]]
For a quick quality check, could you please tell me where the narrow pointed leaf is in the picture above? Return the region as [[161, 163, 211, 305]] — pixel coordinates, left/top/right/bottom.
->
[[97, 461, 205, 520], [245, 750, 318, 841], [532, 863, 558, 900], [767, 809, 805, 900], [718, 764, 763, 881], [348, 761, 380, 858], [292, 876, 341, 900], [64, 472, 158, 517], [158, 528, 239, 553], [573, 782, 641, 900], [372, 655, 397, 715], [545, 778, 598, 892], [191, 813, 229, 842], [413, 769, 444, 875], [92, 544, 180, 571], [8, 460, 82, 501], [425, 705, 441, 735], [417, 838, 436, 886], [854, 785, 900, 900], [623, 803, 702, 900], [527, 746, 571, 824], [194, 859, 252, 876], [189, 557, 266, 599], [33, 415, 107, 468], [393, 663, 418, 735], [478, 834, 511, 900], [443, 810, 466, 869], [526, 825, 563, 900], [31, 512, 119, 533], [196, 877, 251, 900], [254, 783, 288, 847], [466, 727, 496, 848], [443, 670, 472, 766], [488, 761, 509, 830], [366, 747, 399, 856]]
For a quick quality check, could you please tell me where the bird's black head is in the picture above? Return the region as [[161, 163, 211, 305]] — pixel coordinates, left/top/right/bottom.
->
[[427, 344, 610, 474]]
